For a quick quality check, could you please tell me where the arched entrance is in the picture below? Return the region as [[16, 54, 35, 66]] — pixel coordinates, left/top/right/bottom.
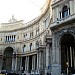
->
[[2, 47, 13, 71], [61, 34, 75, 74]]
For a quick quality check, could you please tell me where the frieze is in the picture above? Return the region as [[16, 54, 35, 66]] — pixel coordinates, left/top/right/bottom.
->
[[52, 26, 75, 50], [53, 26, 75, 39]]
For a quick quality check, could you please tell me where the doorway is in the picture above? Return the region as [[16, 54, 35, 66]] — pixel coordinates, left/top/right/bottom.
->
[[61, 34, 75, 73], [2, 47, 13, 71]]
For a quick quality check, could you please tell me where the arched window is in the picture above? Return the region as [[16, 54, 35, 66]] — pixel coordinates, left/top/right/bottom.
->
[[30, 43, 32, 51], [62, 6, 69, 18], [23, 45, 26, 52]]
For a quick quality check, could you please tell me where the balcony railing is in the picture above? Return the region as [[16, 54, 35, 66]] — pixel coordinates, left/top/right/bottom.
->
[[50, 14, 75, 29]]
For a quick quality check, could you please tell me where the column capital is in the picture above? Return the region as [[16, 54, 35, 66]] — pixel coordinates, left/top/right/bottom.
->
[[45, 35, 52, 45], [38, 45, 46, 52]]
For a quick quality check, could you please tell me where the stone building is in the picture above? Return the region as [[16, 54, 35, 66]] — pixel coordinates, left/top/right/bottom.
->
[[0, 0, 75, 75]]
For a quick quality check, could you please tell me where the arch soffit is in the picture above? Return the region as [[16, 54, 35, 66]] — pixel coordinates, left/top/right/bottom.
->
[[59, 3, 69, 12], [3, 46, 15, 54]]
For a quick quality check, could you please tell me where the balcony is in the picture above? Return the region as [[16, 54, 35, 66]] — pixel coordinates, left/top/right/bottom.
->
[[50, 14, 75, 30]]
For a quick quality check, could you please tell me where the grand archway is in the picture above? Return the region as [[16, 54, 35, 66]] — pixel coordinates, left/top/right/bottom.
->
[[2, 47, 13, 71], [61, 34, 75, 74]]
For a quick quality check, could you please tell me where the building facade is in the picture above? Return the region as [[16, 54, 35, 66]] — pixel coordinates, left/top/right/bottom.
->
[[0, 0, 75, 75]]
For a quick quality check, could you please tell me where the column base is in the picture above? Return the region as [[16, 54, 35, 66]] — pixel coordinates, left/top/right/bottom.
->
[[51, 64, 61, 75], [36, 69, 40, 75], [45, 67, 51, 75], [24, 70, 44, 75]]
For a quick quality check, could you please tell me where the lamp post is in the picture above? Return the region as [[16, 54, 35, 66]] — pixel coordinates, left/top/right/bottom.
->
[[66, 62, 69, 75]]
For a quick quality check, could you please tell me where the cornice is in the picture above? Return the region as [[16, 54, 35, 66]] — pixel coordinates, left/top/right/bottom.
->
[[51, 0, 69, 8]]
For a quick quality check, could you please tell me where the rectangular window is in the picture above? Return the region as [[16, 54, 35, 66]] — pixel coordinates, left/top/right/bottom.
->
[[60, 12, 61, 19], [14, 35, 15, 41], [6, 36, 7, 42]]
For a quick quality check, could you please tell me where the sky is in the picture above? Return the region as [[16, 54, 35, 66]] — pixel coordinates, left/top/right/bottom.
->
[[0, 0, 46, 23]]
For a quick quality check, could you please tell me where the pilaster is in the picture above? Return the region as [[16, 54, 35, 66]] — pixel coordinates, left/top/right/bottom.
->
[[69, 0, 74, 15], [51, 33, 61, 75], [39, 45, 46, 74], [45, 34, 52, 75]]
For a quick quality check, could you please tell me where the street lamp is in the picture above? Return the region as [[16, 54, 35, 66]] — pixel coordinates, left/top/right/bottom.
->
[[66, 62, 69, 75]]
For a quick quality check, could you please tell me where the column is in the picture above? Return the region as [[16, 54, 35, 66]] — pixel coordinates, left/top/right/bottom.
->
[[46, 44, 49, 69], [37, 52, 39, 70], [19, 57, 22, 74], [45, 44, 50, 75], [68, 8, 70, 16], [9, 36, 11, 42], [34, 55, 36, 70], [67, 47, 69, 67], [15, 57, 17, 71], [38, 51, 42, 74], [25, 57, 27, 71], [41, 52, 43, 69], [70, 47, 72, 67], [12, 57, 15, 70], [32, 56, 34, 70], [27, 56, 29, 72], [39, 52, 42, 69], [15, 55, 18, 71], [73, 47, 75, 68]]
